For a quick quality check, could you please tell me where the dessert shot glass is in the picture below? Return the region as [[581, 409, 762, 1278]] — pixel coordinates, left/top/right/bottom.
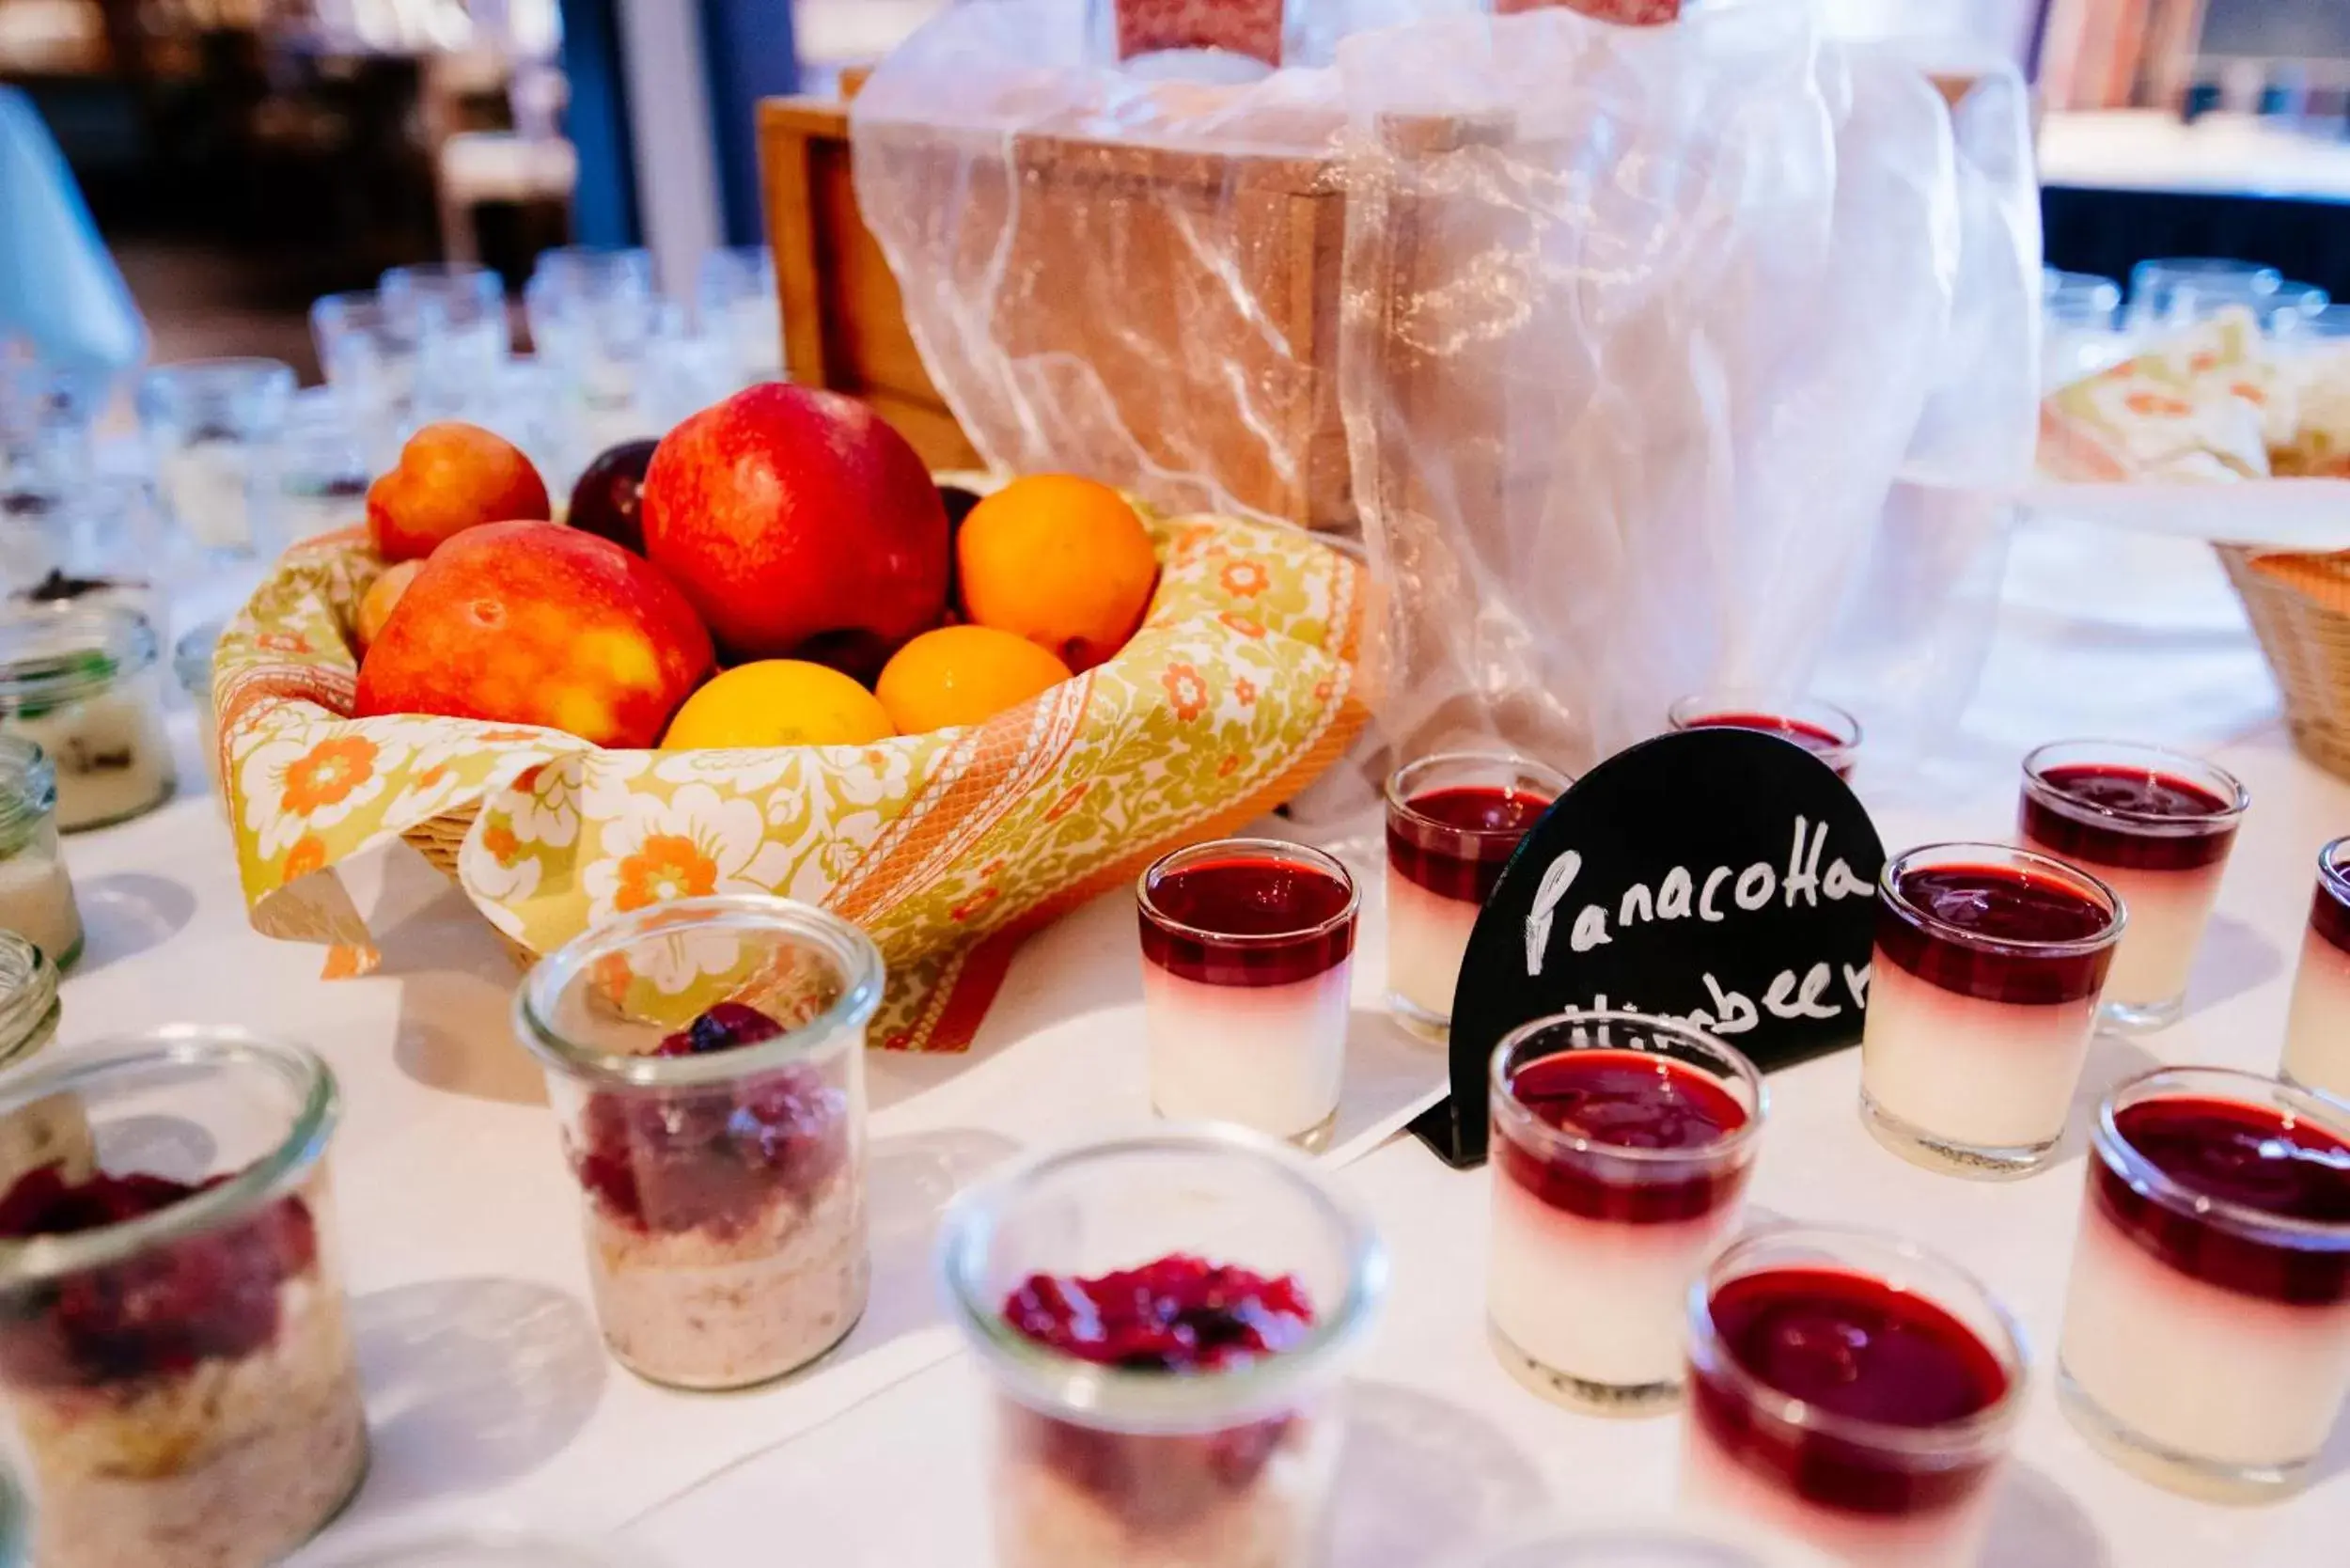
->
[[2057, 1066, 2350, 1501], [2018, 740, 2247, 1031], [0, 737, 80, 968], [0, 1027, 367, 1568], [1488, 1011, 1763, 1414], [1383, 751, 1568, 1038], [0, 603, 176, 831], [136, 357, 297, 556], [1680, 1224, 2027, 1568], [515, 895, 883, 1389], [1666, 694, 1861, 780], [938, 1124, 1386, 1568], [1137, 839, 1358, 1151], [2280, 837, 2350, 1101], [1859, 842, 2123, 1178]]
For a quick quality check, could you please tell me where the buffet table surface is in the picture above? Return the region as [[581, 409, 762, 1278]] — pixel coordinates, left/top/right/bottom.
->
[[60, 515, 2342, 1567]]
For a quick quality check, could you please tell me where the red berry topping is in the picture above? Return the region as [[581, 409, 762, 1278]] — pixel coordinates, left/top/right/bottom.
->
[[572, 1003, 846, 1236], [1002, 1254, 1315, 1372], [0, 1165, 318, 1388]]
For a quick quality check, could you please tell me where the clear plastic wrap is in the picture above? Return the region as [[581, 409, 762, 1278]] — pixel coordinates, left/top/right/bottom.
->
[[853, 1, 2040, 775]]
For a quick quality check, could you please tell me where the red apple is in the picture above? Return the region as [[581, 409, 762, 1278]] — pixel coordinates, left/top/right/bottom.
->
[[368, 422, 551, 562], [639, 385, 949, 672]]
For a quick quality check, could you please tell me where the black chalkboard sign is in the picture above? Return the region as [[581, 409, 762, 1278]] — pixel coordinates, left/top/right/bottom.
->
[[1408, 727, 1886, 1168]]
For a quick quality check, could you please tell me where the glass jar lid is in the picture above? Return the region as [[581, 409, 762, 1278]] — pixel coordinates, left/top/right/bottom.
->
[[0, 603, 159, 715], [0, 736, 55, 852], [0, 933, 59, 1069]]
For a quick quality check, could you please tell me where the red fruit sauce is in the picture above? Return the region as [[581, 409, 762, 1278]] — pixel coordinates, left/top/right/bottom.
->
[[0, 1166, 318, 1388], [1683, 713, 1854, 776], [1386, 786, 1554, 904], [2021, 764, 2237, 871], [2309, 865, 2350, 959], [572, 1002, 848, 1237], [1690, 1267, 2010, 1517], [1874, 864, 2115, 1006], [2092, 1096, 2350, 1305], [1495, 1050, 1751, 1224], [1139, 856, 1355, 988]]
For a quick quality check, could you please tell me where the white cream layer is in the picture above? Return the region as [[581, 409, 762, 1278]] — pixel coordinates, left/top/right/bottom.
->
[[1859, 954, 2098, 1151], [1143, 962, 1350, 1140], [2281, 928, 2350, 1103], [1385, 868, 1479, 1024]]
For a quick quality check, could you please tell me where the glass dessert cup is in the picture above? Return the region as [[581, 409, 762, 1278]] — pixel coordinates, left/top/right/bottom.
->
[[1680, 1224, 2027, 1568], [2056, 1067, 2350, 1501], [1858, 842, 2123, 1179], [2279, 836, 2350, 1101], [1137, 839, 1358, 1152], [0, 1027, 367, 1568], [1666, 695, 1861, 780], [2017, 740, 2247, 1032], [1383, 752, 1569, 1039], [0, 736, 80, 970], [1487, 1011, 1763, 1415], [0, 603, 176, 832], [515, 895, 883, 1390], [939, 1125, 1386, 1568]]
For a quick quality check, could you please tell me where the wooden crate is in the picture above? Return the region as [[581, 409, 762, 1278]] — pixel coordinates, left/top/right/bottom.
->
[[757, 90, 1354, 528]]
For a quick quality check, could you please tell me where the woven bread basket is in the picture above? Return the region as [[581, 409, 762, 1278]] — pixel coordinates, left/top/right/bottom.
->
[[399, 806, 537, 969], [2217, 544, 2350, 781]]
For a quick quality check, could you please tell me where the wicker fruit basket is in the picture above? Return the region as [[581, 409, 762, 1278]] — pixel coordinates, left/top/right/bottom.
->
[[215, 497, 1368, 1051], [2217, 546, 2350, 782]]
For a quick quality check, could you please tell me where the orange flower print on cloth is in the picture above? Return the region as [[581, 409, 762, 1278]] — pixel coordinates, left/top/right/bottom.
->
[[281, 736, 378, 815], [1163, 663, 1211, 722], [255, 632, 312, 656], [1043, 782, 1089, 823], [580, 785, 795, 986], [1219, 559, 1271, 599], [2124, 390, 2193, 419], [1233, 677, 1257, 707], [480, 821, 522, 866], [1219, 611, 1265, 639], [282, 835, 328, 882], [612, 834, 719, 910]]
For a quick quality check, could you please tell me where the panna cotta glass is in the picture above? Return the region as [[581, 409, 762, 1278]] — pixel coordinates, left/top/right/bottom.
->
[[1383, 752, 1569, 1038], [516, 894, 881, 1389], [938, 1125, 1386, 1568], [2056, 1066, 2350, 1500], [0, 1027, 368, 1568], [1487, 1011, 1763, 1413], [2279, 836, 2350, 1101], [2019, 740, 2248, 1031], [1680, 1225, 2027, 1568], [1667, 695, 1861, 780], [1138, 839, 1357, 1151], [1859, 842, 2123, 1178]]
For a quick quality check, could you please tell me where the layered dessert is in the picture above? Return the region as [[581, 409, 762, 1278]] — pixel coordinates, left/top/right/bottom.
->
[[0, 1163, 366, 1568], [2018, 747, 2246, 1029], [2057, 1074, 2350, 1497], [1488, 1043, 1758, 1410], [2279, 839, 2350, 1101], [1138, 842, 1356, 1149], [1859, 846, 2121, 1174], [991, 1253, 1338, 1568], [1384, 757, 1561, 1035], [1682, 1265, 2015, 1567], [1668, 698, 1859, 780], [567, 1001, 865, 1388]]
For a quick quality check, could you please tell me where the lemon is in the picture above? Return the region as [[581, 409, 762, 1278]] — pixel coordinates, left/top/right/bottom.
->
[[875, 625, 1074, 733], [661, 659, 895, 749]]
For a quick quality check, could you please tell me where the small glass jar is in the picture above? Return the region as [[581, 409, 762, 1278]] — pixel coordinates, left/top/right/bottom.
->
[[0, 1027, 367, 1568], [2280, 835, 2350, 1099], [136, 358, 297, 558], [1488, 1011, 1763, 1413], [0, 739, 80, 969], [1383, 751, 1569, 1037], [514, 894, 884, 1389], [1666, 693, 1861, 780], [1137, 838, 1358, 1151], [938, 1125, 1386, 1568], [0, 604, 175, 831], [176, 619, 227, 795], [0, 933, 59, 1070]]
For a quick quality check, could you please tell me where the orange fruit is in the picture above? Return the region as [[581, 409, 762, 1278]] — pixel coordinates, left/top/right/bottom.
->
[[875, 625, 1073, 732], [663, 660, 895, 748], [956, 475, 1157, 670]]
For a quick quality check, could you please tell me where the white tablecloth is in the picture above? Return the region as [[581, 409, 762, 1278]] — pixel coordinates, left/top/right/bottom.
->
[[45, 515, 2347, 1566]]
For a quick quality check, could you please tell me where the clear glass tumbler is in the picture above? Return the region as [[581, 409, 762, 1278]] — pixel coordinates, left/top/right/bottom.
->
[[0, 1027, 367, 1568], [938, 1124, 1386, 1568], [2125, 258, 2280, 335], [384, 262, 512, 427], [696, 244, 784, 389], [514, 894, 884, 1389], [1665, 693, 1861, 780], [2280, 835, 2350, 1100], [274, 388, 375, 542], [136, 358, 297, 557]]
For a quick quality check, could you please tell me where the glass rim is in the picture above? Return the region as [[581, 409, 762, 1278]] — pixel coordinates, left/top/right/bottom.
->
[[138, 355, 300, 392], [936, 1123, 1387, 1432], [2092, 1066, 2350, 1246], [0, 602, 159, 708], [512, 894, 885, 1090], [1382, 750, 1573, 833], [0, 933, 58, 1065], [1488, 1010, 1765, 1168], [1879, 841, 2125, 958], [2021, 739, 2249, 833], [0, 735, 55, 838], [2322, 835, 2350, 909], [1665, 693, 1862, 754], [1685, 1221, 2029, 1458], [1135, 838, 1359, 949], [174, 619, 225, 691], [0, 1027, 338, 1287]]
